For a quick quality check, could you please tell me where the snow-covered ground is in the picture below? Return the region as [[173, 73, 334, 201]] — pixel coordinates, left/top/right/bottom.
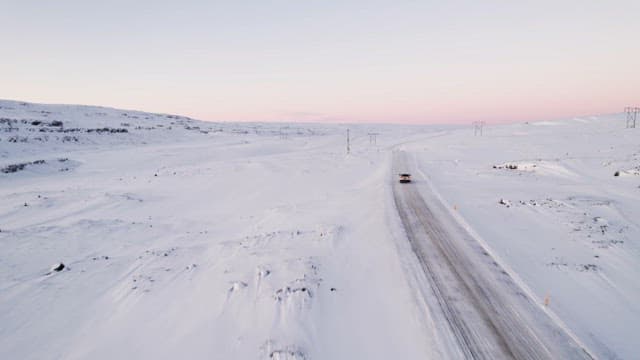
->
[[402, 116, 640, 359], [0, 100, 444, 359], [1, 100, 638, 359]]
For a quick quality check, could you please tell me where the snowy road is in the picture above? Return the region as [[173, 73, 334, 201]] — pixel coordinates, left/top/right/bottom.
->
[[392, 151, 593, 360]]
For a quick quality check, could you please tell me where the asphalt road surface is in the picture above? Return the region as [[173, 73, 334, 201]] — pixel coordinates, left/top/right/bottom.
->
[[392, 151, 593, 360]]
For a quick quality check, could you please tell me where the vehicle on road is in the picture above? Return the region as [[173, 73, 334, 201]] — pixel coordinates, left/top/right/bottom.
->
[[399, 173, 412, 183]]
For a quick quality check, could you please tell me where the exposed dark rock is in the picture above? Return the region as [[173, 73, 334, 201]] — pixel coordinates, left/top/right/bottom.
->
[[51, 263, 65, 272]]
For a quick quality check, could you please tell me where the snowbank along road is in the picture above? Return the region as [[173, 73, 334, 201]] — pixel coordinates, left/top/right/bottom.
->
[[391, 150, 594, 359]]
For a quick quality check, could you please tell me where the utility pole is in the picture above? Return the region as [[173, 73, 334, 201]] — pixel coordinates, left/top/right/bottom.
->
[[346, 129, 351, 154], [472, 121, 485, 136], [625, 106, 639, 128], [367, 132, 379, 145]]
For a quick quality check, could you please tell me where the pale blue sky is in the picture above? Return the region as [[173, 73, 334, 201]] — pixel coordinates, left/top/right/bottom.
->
[[1, 1, 639, 123]]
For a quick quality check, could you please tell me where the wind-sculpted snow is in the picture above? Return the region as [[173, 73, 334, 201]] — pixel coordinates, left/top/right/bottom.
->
[[0, 100, 437, 359]]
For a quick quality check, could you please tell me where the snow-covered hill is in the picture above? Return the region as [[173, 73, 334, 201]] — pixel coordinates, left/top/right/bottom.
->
[[0, 99, 348, 161]]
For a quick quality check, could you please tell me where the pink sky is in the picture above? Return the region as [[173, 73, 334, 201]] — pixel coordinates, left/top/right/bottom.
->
[[1, 1, 639, 124]]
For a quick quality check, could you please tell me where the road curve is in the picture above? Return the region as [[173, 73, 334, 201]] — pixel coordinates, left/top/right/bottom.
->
[[392, 151, 593, 360]]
